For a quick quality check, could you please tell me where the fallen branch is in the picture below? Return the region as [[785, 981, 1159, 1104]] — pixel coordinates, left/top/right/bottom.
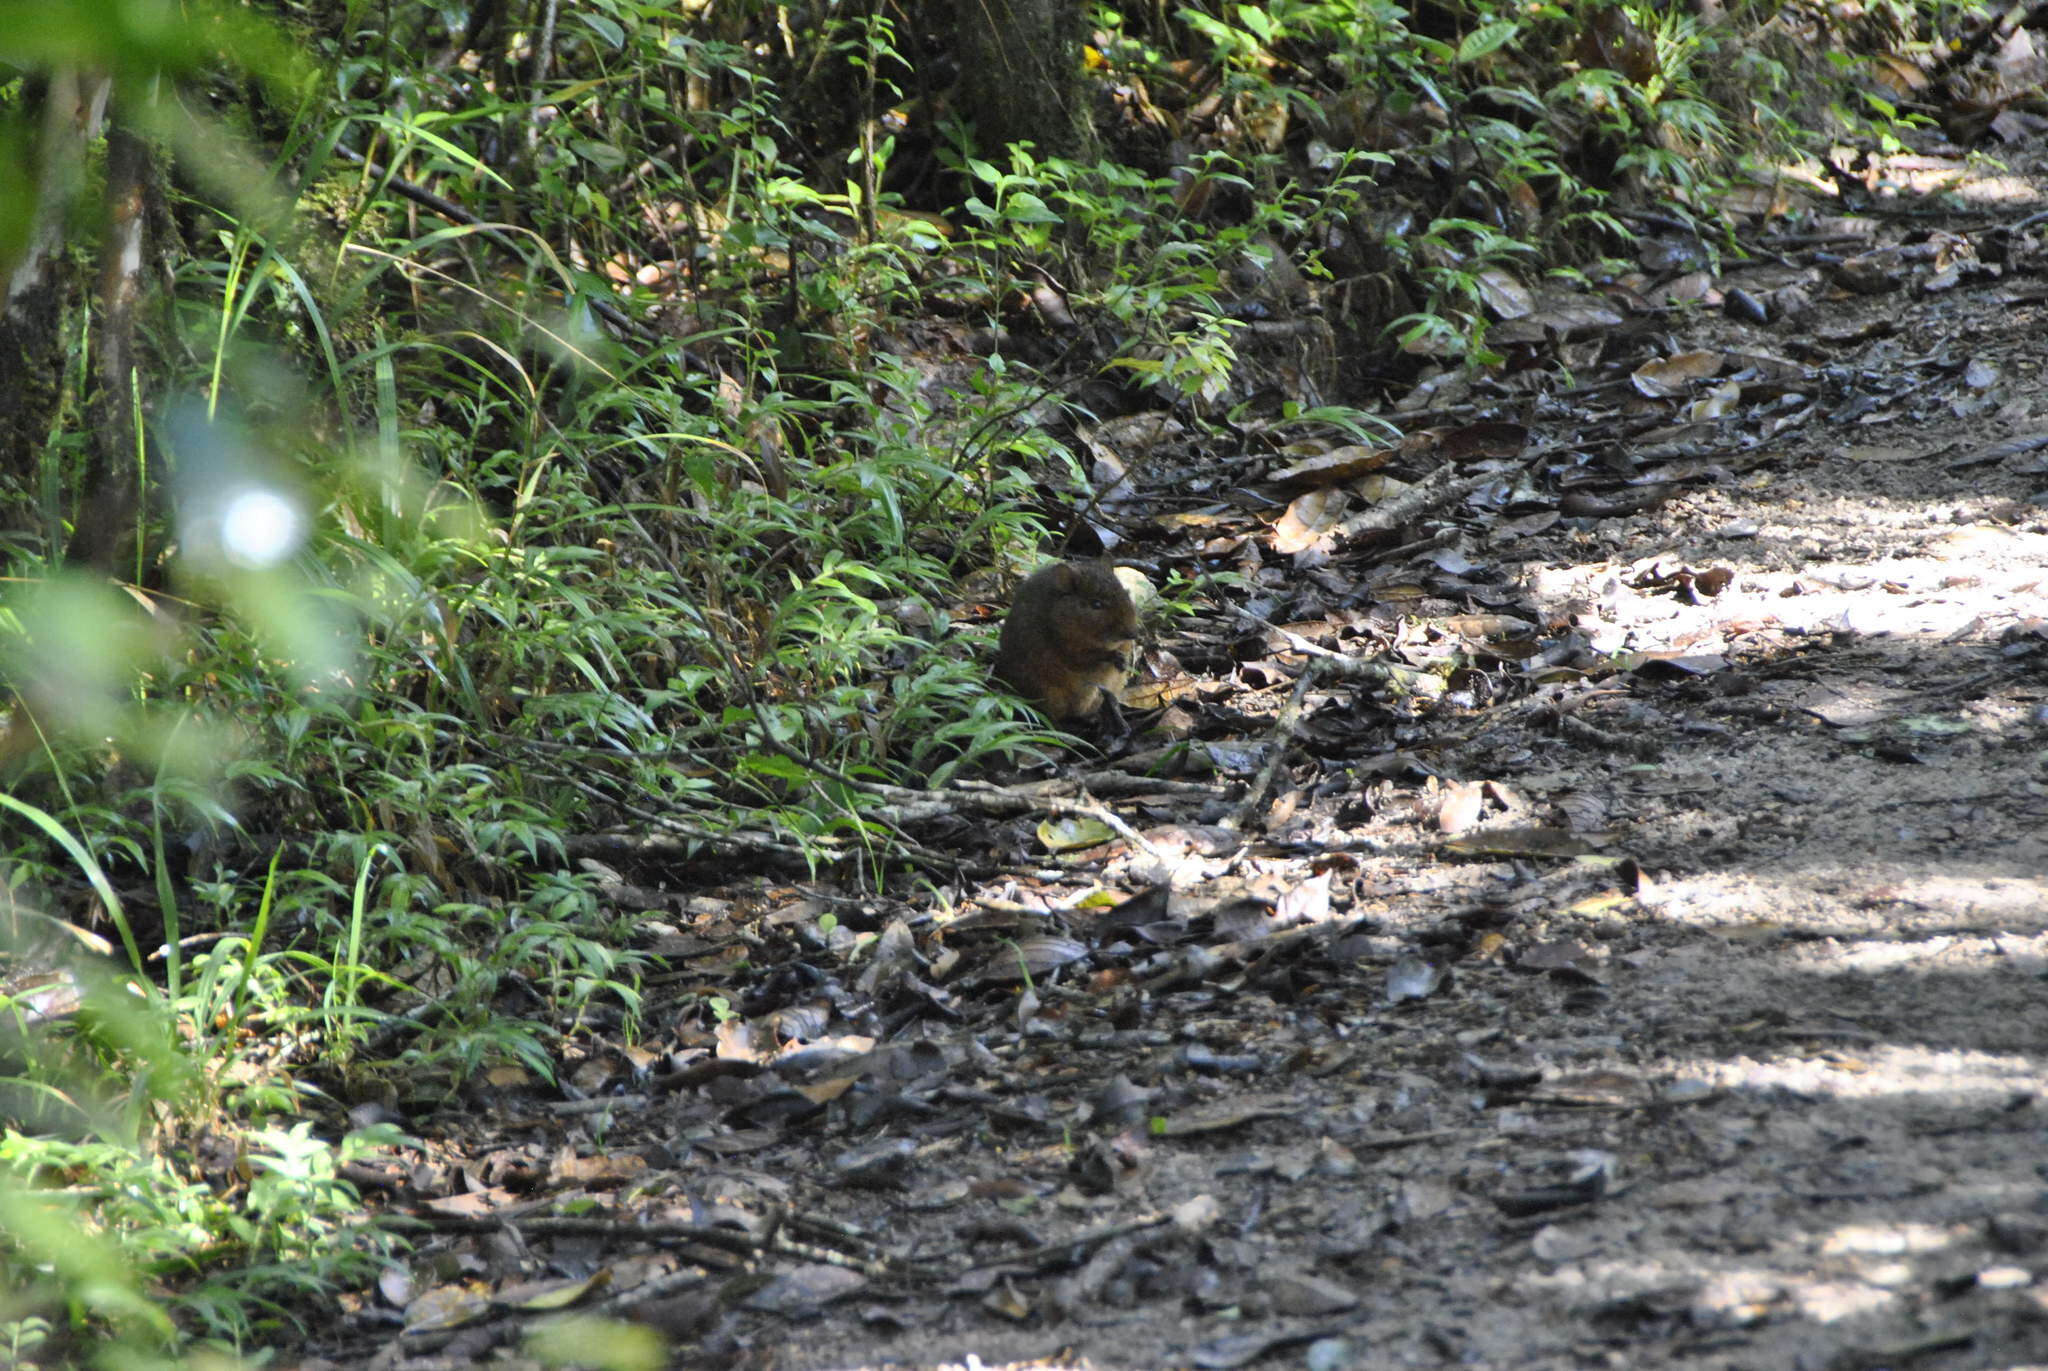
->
[[1335, 458, 1501, 541]]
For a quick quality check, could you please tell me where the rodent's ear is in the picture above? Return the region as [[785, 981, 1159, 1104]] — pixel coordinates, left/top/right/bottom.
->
[[1048, 562, 1083, 593]]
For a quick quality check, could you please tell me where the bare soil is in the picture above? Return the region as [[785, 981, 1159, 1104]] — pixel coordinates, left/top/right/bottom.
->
[[336, 142, 2048, 1371]]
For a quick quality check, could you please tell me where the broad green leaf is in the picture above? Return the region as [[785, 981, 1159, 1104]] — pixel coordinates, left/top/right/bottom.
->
[[1458, 20, 1520, 62]]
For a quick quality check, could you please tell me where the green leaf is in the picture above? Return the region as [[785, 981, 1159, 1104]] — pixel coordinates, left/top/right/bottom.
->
[[740, 752, 811, 782], [572, 140, 629, 172], [1236, 5, 1278, 43], [1035, 815, 1116, 852], [581, 13, 625, 48], [1458, 20, 1519, 62], [999, 191, 1062, 225]]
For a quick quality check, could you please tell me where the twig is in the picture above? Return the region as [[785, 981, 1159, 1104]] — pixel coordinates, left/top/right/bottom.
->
[[529, 0, 558, 104], [1231, 607, 1434, 692], [585, 1265, 712, 1316], [387, 1205, 898, 1275], [1226, 658, 1320, 832], [953, 772, 1225, 801], [381, 1212, 762, 1257], [1334, 458, 1503, 541], [1556, 710, 1663, 760], [946, 1212, 1171, 1274], [1043, 797, 1167, 862]]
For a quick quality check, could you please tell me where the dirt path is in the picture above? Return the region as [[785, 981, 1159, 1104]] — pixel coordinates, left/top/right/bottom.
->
[[346, 147, 2048, 1371]]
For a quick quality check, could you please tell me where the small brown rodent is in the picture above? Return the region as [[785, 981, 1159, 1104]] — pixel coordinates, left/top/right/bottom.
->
[[994, 560, 1140, 721]]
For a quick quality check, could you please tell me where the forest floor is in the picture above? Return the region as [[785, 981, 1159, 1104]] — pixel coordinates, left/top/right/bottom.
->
[[320, 138, 2048, 1371]]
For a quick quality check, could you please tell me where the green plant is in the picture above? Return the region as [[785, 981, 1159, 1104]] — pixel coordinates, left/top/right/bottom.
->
[[0, 796, 405, 1357], [0, 1122, 402, 1353]]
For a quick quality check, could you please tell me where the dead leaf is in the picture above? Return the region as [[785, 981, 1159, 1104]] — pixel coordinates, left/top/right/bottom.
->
[[553, 1152, 648, 1186], [1629, 650, 1731, 676], [964, 936, 1089, 985], [1493, 297, 1626, 344], [793, 1076, 858, 1105], [377, 1265, 414, 1308], [1265, 445, 1392, 494], [1156, 1094, 1302, 1137], [982, 1276, 1034, 1321], [1687, 379, 1742, 421], [1386, 956, 1440, 1003], [1263, 1269, 1360, 1315], [1435, 780, 1486, 835], [421, 1187, 524, 1219], [1173, 1194, 1223, 1233], [1516, 939, 1597, 974], [741, 1263, 867, 1312], [1271, 487, 1347, 554], [1528, 1072, 1653, 1108], [403, 1283, 492, 1333], [1474, 266, 1534, 318], [1444, 826, 1593, 858], [499, 1270, 613, 1311], [1438, 612, 1537, 640], [1632, 349, 1724, 398], [1190, 1328, 1335, 1369]]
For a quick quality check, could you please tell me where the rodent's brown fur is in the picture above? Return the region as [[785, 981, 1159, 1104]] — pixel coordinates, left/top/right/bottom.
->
[[994, 560, 1140, 720]]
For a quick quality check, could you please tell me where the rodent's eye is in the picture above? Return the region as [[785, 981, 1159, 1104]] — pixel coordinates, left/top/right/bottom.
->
[[1090, 598, 1107, 610]]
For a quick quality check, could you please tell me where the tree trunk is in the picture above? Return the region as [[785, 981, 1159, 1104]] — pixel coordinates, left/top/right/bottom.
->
[[68, 117, 151, 575], [949, 0, 1093, 163], [0, 72, 105, 520]]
